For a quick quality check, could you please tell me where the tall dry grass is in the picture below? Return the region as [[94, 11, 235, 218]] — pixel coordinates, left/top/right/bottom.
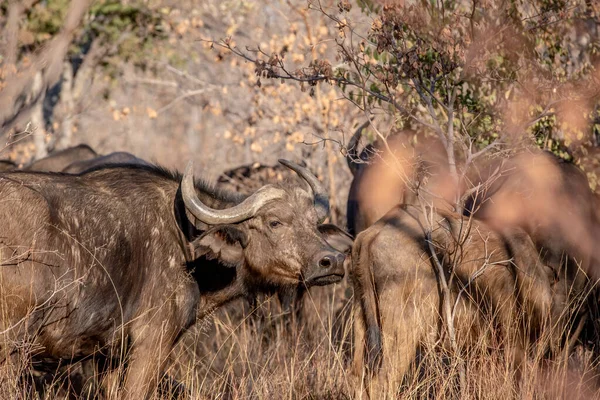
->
[[2, 274, 600, 399], [354, 277, 600, 400]]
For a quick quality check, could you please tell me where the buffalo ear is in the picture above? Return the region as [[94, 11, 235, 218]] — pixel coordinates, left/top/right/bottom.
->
[[318, 224, 354, 254], [191, 225, 248, 267]]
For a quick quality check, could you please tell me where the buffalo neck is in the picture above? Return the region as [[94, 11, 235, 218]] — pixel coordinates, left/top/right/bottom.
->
[[187, 256, 245, 319]]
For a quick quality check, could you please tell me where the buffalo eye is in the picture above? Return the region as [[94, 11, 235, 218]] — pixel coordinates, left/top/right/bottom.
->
[[269, 220, 282, 229]]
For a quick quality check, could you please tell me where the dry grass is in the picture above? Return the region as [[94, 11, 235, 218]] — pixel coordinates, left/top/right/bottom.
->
[[2, 277, 600, 399]]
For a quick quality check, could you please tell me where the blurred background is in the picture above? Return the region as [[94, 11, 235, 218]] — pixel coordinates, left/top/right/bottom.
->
[[1, 0, 599, 221], [0, 0, 368, 226]]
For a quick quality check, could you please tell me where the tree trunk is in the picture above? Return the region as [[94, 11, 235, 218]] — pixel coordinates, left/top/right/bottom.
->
[[31, 73, 48, 160], [0, 0, 93, 135], [57, 61, 74, 150]]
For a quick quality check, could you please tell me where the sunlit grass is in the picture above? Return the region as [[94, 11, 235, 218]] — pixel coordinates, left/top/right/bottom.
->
[[2, 277, 599, 399]]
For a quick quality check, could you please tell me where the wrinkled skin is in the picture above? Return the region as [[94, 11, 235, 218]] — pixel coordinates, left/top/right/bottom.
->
[[0, 163, 350, 399], [351, 205, 565, 394], [24, 144, 97, 172]]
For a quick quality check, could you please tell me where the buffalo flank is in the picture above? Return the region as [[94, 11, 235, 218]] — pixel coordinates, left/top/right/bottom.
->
[[0, 160, 349, 398]]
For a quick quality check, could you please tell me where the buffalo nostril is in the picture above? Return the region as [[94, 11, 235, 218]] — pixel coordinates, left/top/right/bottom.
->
[[319, 256, 333, 268]]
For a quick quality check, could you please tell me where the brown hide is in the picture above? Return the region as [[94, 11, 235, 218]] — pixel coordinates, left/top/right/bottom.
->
[[469, 150, 599, 295], [0, 159, 16, 171], [62, 151, 150, 173], [350, 205, 573, 393], [0, 163, 348, 398], [25, 144, 97, 172]]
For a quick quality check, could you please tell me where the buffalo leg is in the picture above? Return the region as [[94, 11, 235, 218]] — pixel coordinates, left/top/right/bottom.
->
[[352, 224, 440, 396], [121, 323, 178, 399]]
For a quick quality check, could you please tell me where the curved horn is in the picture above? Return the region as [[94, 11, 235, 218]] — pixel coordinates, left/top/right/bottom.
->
[[346, 120, 370, 176], [278, 159, 330, 223], [181, 161, 285, 225]]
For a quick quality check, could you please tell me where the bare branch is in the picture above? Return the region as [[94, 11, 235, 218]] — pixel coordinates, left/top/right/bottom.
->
[[157, 88, 218, 115], [419, 202, 467, 395]]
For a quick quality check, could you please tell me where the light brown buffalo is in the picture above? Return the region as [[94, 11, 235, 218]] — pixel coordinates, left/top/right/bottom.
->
[[350, 204, 575, 393], [468, 149, 600, 285]]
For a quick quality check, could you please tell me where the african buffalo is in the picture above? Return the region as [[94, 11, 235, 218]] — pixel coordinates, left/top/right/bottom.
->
[[24, 144, 97, 172], [62, 151, 150, 174], [217, 162, 301, 194], [217, 161, 343, 324], [467, 150, 600, 284], [0, 159, 350, 398], [345, 124, 453, 236], [0, 159, 16, 171], [465, 150, 600, 358], [351, 205, 564, 393]]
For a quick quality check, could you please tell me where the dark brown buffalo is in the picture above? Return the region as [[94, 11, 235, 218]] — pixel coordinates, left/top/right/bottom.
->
[[24, 144, 97, 172], [217, 161, 352, 325], [346, 122, 377, 236], [62, 151, 150, 174], [0, 159, 16, 171], [351, 205, 561, 393], [217, 162, 300, 194], [346, 124, 453, 236], [0, 160, 350, 399]]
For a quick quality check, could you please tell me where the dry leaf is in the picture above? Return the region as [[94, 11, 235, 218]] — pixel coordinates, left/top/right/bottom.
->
[[147, 107, 158, 119]]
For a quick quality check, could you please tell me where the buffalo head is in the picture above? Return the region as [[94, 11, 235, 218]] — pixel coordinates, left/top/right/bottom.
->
[[181, 159, 349, 288]]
